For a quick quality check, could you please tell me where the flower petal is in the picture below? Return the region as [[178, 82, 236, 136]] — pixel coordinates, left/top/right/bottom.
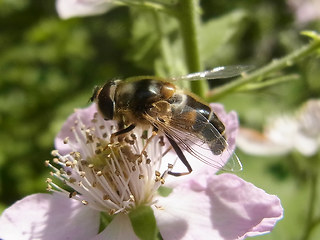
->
[[55, 103, 116, 155], [237, 102, 320, 157], [288, 0, 320, 24], [56, 0, 113, 19], [92, 214, 139, 240], [154, 182, 221, 240], [0, 193, 100, 240], [293, 131, 319, 156], [55, 103, 96, 154], [237, 127, 292, 156], [207, 173, 283, 239], [155, 173, 283, 240]]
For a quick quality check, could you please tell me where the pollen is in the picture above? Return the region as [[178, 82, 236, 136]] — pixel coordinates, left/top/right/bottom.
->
[[82, 200, 88, 205]]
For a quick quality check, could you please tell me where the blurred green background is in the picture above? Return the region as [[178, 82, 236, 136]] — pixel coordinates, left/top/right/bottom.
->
[[1, 0, 320, 239]]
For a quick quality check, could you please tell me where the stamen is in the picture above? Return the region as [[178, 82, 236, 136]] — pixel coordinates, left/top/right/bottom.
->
[[47, 110, 170, 215]]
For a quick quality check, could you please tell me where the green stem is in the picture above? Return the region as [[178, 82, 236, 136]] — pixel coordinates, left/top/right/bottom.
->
[[207, 34, 320, 101], [237, 74, 300, 91], [301, 173, 318, 240], [176, 0, 207, 97]]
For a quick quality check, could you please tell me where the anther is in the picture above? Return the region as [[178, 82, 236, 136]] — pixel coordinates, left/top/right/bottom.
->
[[129, 195, 135, 202], [65, 161, 73, 167], [53, 158, 59, 164], [142, 151, 147, 157], [95, 148, 102, 154], [69, 178, 76, 183], [51, 150, 59, 156], [130, 133, 137, 140], [86, 131, 94, 143], [63, 137, 69, 144], [69, 191, 77, 198]]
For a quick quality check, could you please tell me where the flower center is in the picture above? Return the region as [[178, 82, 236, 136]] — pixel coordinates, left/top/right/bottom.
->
[[46, 111, 171, 215]]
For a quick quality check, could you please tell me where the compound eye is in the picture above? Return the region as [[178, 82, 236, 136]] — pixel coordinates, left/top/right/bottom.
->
[[97, 81, 116, 120]]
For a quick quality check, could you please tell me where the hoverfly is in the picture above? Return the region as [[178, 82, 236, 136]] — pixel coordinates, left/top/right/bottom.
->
[[90, 66, 249, 176]]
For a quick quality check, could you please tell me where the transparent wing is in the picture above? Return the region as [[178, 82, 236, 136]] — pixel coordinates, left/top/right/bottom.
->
[[172, 65, 253, 81], [143, 106, 242, 172]]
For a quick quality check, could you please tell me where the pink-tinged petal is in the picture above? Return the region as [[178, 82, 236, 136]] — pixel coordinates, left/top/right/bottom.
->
[[55, 103, 96, 154], [154, 183, 223, 240], [288, 0, 320, 24], [207, 174, 283, 239], [237, 127, 291, 156], [237, 103, 320, 157], [92, 214, 139, 240], [292, 131, 318, 156], [56, 0, 113, 19], [55, 103, 116, 155], [0, 193, 100, 240], [155, 173, 282, 240]]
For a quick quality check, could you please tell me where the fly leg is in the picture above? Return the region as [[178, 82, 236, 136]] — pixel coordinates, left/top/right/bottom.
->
[[110, 124, 136, 143], [165, 134, 193, 176]]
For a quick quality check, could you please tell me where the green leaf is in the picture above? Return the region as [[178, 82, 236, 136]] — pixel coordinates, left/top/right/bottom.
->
[[127, 9, 187, 77], [200, 9, 249, 66], [300, 30, 320, 41], [129, 206, 158, 240], [126, 9, 161, 71]]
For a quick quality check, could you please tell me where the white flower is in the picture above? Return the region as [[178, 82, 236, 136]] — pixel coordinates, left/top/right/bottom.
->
[[56, 0, 114, 19], [237, 99, 320, 156], [0, 103, 283, 240], [50, 103, 173, 215], [288, 0, 320, 24]]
